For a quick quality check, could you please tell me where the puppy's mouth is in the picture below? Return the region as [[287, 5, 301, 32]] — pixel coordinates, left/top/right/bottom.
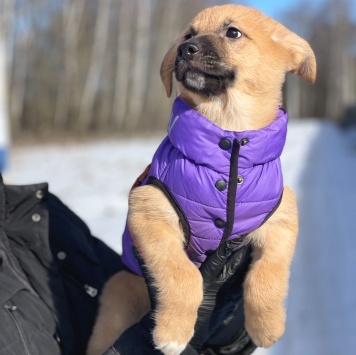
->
[[174, 38, 236, 97]]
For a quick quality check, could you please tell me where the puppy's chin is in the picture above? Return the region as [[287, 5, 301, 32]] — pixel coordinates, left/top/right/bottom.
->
[[181, 71, 207, 93], [175, 62, 236, 97]]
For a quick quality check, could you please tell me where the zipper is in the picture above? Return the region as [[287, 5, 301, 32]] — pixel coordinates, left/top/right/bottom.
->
[[61, 264, 98, 298], [2, 246, 37, 296], [4, 303, 32, 355], [84, 284, 98, 297]]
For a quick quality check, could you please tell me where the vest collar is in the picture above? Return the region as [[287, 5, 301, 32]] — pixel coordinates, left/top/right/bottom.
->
[[168, 96, 288, 172]]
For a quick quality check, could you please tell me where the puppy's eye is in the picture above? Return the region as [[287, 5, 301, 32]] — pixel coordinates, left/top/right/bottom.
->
[[184, 33, 193, 40], [226, 27, 242, 39]]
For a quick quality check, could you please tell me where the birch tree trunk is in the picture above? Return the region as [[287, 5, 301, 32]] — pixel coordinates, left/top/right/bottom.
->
[[144, 0, 181, 127], [54, 0, 86, 129], [111, 0, 135, 128], [3, 0, 14, 87], [9, 0, 33, 133], [126, 0, 152, 130], [78, 0, 112, 130], [325, 0, 353, 122]]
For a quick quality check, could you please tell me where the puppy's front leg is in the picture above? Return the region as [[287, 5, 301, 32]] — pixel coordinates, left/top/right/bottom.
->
[[129, 185, 203, 355], [244, 186, 298, 348]]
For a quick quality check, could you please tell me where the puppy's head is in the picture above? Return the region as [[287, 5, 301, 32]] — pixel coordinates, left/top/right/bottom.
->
[[161, 5, 316, 106]]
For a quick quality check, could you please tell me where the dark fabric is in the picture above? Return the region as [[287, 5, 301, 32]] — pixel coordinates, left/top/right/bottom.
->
[[190, 241, 251, 350], [0, 177, 61, 355], [46, 192, 122, 354], [109, 314, 256, 355], [115, 243, 256, 355], [0, 175, 122, 355], [105, 314, 199, 355], [0, 174, 256, 355]]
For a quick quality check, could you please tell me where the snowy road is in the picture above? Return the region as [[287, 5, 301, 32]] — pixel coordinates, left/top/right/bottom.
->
[[3, 120, 356, 355]]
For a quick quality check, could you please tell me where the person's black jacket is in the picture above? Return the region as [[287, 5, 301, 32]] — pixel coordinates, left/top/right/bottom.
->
[[0, 175, 122, 355]]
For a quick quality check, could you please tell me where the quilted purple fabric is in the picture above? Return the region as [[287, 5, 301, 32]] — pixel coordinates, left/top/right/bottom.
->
[[122, 97, 288, 275]]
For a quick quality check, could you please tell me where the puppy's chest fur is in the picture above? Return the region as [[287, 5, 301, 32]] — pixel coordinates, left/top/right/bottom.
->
[[121, 97, 288, 275]]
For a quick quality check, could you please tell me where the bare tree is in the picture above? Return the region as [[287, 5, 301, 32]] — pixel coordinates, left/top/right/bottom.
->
[[6, 0, 355, 137], [282, 0, 356, 122], [325, 0, 352, 121], [54, 0, 86, 129], [111, 0, 135, 128], [9, 0, 34, 134], [125, 0, 152, 130], [78, 0, 112, 130], [143, 0, 183, 128]]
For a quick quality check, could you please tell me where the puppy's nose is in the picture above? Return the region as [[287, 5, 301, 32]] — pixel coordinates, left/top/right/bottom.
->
[[177, 42, 199, 61]]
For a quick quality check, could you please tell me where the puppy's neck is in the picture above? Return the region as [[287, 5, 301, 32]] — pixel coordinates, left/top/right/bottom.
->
[[180, 89, 282, 132]]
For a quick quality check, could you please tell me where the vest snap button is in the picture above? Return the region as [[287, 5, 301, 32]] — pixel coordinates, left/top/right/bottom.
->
[[215, 180, 227, 191], [35, 190, 44, 200], [241, 138, 249, 146], [32, 213, 41, 222], [237, 175, 244, 184], [214, 218, 226, 228], [57, 251, 67, 260], [218, 139, 231, 150]]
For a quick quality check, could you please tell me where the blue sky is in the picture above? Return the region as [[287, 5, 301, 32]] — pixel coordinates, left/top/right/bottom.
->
[[241, 0, 356, 19], [241, 0, 325, 17]]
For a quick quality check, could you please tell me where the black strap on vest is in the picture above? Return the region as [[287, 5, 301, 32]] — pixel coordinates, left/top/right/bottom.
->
[[147, 176, 191, 248], [221, 139, 241, 244], [221, 138, 283, 245], [261, 191, 283, 225]]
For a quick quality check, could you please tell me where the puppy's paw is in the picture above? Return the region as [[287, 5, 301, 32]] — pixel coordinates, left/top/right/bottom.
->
[[245, 305, 285, 348], [154, 340, 188, 355], [152, 321, 193, 355]]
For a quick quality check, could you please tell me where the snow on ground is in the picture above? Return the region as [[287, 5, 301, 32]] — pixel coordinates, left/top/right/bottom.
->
[[3, 136, 165, 254], [3, 120, 356, 355]]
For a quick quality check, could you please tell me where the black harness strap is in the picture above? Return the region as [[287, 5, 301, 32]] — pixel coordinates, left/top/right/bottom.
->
[[147, 176, 191, 248], [260, 191, 283, 226]]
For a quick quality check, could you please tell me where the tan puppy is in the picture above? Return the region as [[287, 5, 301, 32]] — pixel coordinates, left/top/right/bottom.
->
[[87, 4, 316, 355]]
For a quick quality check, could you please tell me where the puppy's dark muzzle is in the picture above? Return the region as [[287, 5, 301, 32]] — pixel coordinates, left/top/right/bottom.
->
[[175, 36, 236, 96], [177, 42, 199, 61]]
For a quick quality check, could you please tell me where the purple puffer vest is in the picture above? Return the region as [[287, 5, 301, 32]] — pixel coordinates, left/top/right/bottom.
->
[[122, 97, 288, 276]]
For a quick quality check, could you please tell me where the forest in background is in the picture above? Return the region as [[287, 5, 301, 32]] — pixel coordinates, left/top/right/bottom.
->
[[0, 0, 355, 138]]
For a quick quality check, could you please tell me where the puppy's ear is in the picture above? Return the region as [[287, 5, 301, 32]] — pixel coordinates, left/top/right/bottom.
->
[[273, 24, 317, 83], [160, 42, 179, 97]]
